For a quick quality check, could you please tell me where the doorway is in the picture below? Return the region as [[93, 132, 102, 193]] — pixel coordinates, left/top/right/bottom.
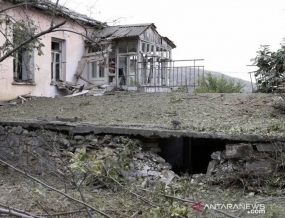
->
[[118, 55, 137, 86]]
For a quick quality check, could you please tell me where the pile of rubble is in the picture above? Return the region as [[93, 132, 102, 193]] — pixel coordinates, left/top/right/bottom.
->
[[206, 142, 285, 185], [62, 134, 176, 187], [0, 125, 177, 187]]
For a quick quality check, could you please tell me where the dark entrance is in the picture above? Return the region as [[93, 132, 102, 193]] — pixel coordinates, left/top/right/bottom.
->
[[159, 137, 226, 175]]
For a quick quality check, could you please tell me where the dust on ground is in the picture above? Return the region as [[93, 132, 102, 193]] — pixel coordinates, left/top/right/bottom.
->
[[1, 165, 285, 218], [0, 92, 285, 137]]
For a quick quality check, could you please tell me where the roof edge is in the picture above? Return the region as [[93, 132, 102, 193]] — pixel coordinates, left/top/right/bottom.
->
[[4, 0, 102, 27]]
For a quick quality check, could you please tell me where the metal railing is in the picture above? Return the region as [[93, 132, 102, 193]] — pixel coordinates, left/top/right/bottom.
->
[[117, 59, 204, 92]]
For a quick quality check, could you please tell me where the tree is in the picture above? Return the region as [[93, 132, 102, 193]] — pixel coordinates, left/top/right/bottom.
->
[[194, 73, 244, 93], [251, 41, 285, 93], [0, 0, 103, 63]]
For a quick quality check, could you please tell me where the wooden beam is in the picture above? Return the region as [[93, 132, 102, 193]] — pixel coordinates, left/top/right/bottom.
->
[[76, 75, 94, 85], [74, 58, 87, 76]]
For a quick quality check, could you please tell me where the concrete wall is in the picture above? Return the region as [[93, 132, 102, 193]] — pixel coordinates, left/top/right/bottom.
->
[[0, 2, 91, 100]]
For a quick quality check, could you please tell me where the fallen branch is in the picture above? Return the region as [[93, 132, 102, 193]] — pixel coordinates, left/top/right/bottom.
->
[[102, 165, 159, 207], [0, 20, 66, 62], [139, 188, 238, 218], [0, 203, 40, 218], [0, 158, 112, 218], [130, 210, 140, 218], [18, 95, 27, 102], [209, 94, 224, 100], [256, 197, 285, 204], [0, 208, 38, 218], [39, 209, 86, 216]]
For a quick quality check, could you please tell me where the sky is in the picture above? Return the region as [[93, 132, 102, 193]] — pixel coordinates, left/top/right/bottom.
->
[[59, 0, 285, 82]]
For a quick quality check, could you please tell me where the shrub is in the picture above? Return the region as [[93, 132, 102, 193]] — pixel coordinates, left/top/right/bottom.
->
[[194, 73, 244, 93]]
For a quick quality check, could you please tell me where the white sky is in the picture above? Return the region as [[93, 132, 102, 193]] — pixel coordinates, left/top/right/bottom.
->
[[59, 0, 285, 82]]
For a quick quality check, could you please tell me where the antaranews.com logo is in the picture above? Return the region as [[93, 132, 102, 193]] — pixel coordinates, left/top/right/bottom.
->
[[190, 201, 265, 215]]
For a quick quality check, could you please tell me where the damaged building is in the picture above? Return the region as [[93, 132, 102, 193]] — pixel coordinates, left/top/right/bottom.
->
[[77, 23, 204, 93], [0, 1, 204, 100]]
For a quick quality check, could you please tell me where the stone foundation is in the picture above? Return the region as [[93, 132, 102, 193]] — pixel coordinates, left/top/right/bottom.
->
[[0, 125, 176, 186], [207, 142, 285, 177]]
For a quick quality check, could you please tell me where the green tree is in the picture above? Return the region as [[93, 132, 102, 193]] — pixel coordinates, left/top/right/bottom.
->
[[194, 73, 244, 93], [251, 41, 285, 93]]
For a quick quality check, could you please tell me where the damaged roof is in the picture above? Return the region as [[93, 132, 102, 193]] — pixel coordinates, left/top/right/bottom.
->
[[5, 0, 102, 26], [92, 23, 155, 38], [92, 23, 176, 48]]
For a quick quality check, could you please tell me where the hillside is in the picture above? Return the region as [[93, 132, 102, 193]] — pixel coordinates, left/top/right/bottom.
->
[[207, 70, 255, 93], [174, 67, 255, 92]]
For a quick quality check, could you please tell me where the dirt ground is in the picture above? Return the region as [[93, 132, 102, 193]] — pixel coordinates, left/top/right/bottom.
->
[[1, 92, 285, 138], [1, 92, 285, 217], [1, 165, 285, 218]]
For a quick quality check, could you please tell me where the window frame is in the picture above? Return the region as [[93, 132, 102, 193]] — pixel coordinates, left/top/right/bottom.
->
[[12, 33, 34, 83], [51, 38, 66, 82], [90, 61, 105, 79]]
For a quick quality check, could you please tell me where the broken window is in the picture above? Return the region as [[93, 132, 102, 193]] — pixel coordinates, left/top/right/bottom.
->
[[91, 61, 105, 78], [13, 47, 33, 82], [13, 26, 34, 83], [118, 41, 137, 53], [51, 39, 65, 81]]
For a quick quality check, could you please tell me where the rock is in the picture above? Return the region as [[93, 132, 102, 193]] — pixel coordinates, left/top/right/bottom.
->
[[206, 160, 218, 175], [58, 138, 70, 148], [85, 134, 97, 142], [246, 192, 255, 197], [90, 139, 99, 146], [152, 156, 165, 163], [147, 171, 160, 176], [73, 135, 85, 141], [14, 126, 23, 135], [255, 143, 284, 152], [159, 170, 175, 185], [0, 125, 5, 135], [102, 135, 112, 144], [191, 174, 205, 184], [141, 179, 148, 188], [221, 161, 234, 172], [23, 130, 29, 134], [29, 131, 37, 137], [211, 151, 221, 160], [121, 170, 131, 178], [106, 142, 120, 148], [134, 153, 144, 159], [225, 143, 252, 159], [142, 165, 151, 171], [8, 134, 20, 147], [160, 162, 172, 170], [245, 160, 276, 174], [136, 170, 148, 178]]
